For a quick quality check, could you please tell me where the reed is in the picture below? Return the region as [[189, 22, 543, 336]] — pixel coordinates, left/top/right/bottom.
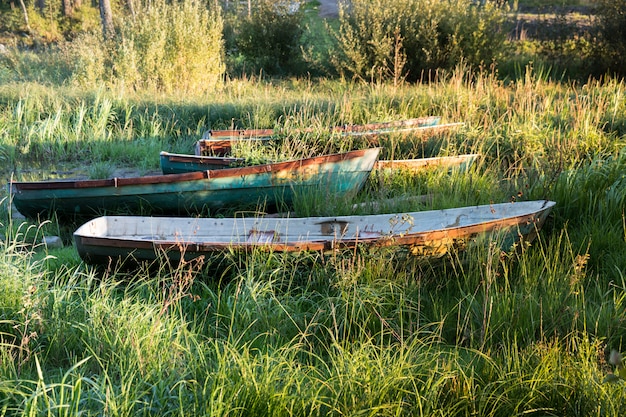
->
[[1, 68, 626, 414]]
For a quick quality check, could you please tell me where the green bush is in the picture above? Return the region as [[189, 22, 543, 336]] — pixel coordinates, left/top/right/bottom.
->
[[594, 0, 626, 76], [330, 0, 508, 83], [67, 0, 224, 94], [225, 0, 306, 76]]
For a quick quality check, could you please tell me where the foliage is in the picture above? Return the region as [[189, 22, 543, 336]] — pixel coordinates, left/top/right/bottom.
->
[[0, 84, 208, 169], [0, 45, 74, 85], [594, 0, 626, 76], [329, 0, 509, 83], [1, 1, 618, 85], [224, 0, 307, 76], [65, 0, 224, 94], [0, 219, 51, 378], [0, 3, 101, 45]]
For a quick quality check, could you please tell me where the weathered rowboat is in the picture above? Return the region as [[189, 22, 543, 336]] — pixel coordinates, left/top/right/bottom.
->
[[374, 154, 480, 173], [161, 151, 479, 175], [203, 116, 441, 139], [196, 116, 448, 156], [74, 200, 555, 265], [160, 151, 244, 174], [10, 148, 380, 219]]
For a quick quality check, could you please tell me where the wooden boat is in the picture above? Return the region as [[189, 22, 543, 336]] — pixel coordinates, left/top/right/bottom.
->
[[202, 116, 441, 139], [10, 148, 380, 219], [162, 151, 479, 176], [196, 116, 448, 156], [160, 151, 244, 174], [74, 200, 556, 265], [374, 154, 480, 173]]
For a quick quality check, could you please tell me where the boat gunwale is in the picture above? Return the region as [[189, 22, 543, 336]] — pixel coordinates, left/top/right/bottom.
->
[[160, 151, 244, 166], [74, 201, 556, 255], [11, 148, 380, 191], [374, 154, 480, 169], [204, 116, 441, 139]]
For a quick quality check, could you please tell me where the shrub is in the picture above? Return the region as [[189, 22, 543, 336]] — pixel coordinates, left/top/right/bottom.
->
[[594, 0, 626, 76], [224, 0, 306, 76], [330, 0, 508, 83], [0, 45, 74, 85], [67, 0, 224, 94]]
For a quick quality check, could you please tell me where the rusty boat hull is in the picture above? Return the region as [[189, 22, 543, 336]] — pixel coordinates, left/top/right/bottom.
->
[[74, 200, 556, 265], [196, 116, 444, 156]]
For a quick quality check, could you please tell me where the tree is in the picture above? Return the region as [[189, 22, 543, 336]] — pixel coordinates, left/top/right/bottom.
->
[[126, 0, 136, 20], [62, 0, 73, 16], [17, 0, 31, 31], [99, 0, 114, 38], [596, 0, 626, 74]]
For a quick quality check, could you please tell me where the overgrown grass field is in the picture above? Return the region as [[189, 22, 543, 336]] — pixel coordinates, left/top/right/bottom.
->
[[0, 65, 625, 415]]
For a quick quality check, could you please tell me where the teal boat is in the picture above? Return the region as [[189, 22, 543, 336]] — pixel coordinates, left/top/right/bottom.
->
[[74, 200, 556, 265], [10, 148, 380, 219], [160, 151, 243, 174], [162, 152, 479, 176]]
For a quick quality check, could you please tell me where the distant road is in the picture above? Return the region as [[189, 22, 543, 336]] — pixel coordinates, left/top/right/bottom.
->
[[318, 0, 339, 17]]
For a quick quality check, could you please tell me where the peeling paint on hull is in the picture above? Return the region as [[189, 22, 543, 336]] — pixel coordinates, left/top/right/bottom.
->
[[74, 200, 556, 265]]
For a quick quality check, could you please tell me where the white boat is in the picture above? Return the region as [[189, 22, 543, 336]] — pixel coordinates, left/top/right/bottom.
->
[[74, 200, 556, 265]]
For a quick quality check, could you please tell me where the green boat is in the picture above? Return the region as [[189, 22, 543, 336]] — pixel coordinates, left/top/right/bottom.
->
[[161, 152, 480, 176], [10, 148, 380, 220], [160, 151, 244, 174]]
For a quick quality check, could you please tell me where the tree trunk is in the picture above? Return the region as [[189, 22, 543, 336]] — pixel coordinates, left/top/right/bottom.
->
[[17, 0, 31, 31], [126, 0, 136, 21], [62, 0, 73, 16], [99, 0, 115, 39]]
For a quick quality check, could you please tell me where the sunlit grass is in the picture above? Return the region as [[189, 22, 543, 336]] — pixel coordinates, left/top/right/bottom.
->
[[0, 70, 626, 414]]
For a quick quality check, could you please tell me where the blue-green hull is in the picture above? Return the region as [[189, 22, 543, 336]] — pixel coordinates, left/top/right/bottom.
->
[[10, 148, 380, 219], [160, 151, 243, 174]]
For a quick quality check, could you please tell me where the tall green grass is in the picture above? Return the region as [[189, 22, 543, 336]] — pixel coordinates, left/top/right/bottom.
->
[[2, 66, 624, 180], [1, 68, 626, 415], [64, 0, 224, 95], [2, 228, 626, 415]]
